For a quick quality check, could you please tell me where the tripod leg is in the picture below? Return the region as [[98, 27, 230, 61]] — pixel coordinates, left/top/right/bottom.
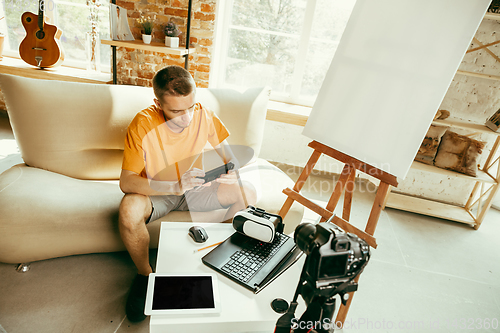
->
[[335, 275, 360, 325], [318, 297, 336, 333], [294, 299, 324, 333], [294, 297, 338, 333], [275, 301, 298, 333]]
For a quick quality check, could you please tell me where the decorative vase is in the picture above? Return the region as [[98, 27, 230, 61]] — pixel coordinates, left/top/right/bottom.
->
[[165, 36, 179, 48], [86, 31, 101, 72], [142, 34, 152, 44]]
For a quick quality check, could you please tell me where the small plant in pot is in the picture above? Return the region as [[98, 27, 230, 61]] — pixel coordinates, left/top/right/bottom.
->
[[137, 15, 155, 44], [164, 21, 181, 48]]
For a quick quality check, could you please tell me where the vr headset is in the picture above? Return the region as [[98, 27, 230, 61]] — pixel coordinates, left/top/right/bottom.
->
[[232, 206, 284, 243]]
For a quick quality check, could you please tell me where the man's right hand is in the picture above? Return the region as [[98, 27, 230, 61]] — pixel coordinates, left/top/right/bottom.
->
[[179, 168, 206, 193]]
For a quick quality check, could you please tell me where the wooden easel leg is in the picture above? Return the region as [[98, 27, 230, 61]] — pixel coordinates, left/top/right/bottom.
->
[[335, 275, 360, 325], [284, 188, 378, 248], [279, 150, 322, 218], [320, 164, 353, 222], [365, 182, 391, 235], [343, 168, 356, 221], [335, 181, 391, 325]]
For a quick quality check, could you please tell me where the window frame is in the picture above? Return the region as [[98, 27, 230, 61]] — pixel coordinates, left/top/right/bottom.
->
[[210, 0, 321, 108], [0, 0, 110, 73]]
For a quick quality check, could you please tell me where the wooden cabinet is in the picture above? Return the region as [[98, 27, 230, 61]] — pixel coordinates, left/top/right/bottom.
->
[[386, 119, 500, 229]]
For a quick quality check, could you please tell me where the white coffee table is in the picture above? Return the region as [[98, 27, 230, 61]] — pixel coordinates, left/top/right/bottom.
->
[[149, 222, 306, 333]]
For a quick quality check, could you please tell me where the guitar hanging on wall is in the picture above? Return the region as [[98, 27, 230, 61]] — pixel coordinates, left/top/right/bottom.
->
[[19, 0, 64, 68]]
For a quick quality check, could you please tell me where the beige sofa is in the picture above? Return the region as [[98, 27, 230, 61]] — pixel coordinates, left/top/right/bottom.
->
[[0, 74, 303, 264]]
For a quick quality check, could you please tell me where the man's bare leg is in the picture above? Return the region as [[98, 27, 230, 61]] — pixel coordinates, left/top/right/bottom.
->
[[118, 193, 154, 322], [217, 181, 257, 222], [119, 193, 154, 275]]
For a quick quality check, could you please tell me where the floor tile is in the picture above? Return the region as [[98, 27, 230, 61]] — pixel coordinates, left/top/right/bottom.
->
[[0, 251, 157, 333], [340, 260, 500, 333], [115, 317, 151, 333], [386, 208, 500, 286]]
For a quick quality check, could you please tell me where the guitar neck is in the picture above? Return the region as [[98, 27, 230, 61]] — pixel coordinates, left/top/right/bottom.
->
[[38, 0, 44, 31]]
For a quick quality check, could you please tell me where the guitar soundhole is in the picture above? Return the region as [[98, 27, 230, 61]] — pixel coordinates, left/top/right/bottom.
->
[[26, 17, 32, 23], [36, 30, 45, 40]]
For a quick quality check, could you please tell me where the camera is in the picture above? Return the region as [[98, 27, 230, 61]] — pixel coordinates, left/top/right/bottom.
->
[[274, 218, 371, 333], [294, 221, 370, 289]]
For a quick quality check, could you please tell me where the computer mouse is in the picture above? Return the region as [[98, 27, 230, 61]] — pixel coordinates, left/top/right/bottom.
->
[[188, 226, 208, 243]]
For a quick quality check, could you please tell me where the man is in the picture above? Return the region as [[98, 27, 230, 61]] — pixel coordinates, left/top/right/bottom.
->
[[119, 65, 257, 322]]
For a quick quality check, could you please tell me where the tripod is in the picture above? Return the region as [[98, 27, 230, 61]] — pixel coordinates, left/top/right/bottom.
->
[[274, 256, 359, 333]]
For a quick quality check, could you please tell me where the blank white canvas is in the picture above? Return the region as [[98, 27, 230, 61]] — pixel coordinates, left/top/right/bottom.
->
[[302, 0, 491, 179]]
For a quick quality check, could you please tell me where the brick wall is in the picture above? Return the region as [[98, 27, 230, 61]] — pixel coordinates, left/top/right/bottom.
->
[[115, 0, 216, 88]]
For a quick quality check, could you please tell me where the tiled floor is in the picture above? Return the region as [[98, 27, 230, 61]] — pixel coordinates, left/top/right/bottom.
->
[[0, 112, 499, 333]]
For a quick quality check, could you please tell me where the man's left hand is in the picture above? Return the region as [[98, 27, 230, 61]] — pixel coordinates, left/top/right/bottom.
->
[[215, 169, 238, 185]]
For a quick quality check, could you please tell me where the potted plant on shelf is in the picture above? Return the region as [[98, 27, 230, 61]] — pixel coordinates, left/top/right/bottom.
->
[[164, 21, 181, 48], [137, 15, 154, 44]]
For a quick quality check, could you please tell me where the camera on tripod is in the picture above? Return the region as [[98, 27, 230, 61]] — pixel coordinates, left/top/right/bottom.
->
[[295, 220, 370, 289], [274, 217, 371, 333]]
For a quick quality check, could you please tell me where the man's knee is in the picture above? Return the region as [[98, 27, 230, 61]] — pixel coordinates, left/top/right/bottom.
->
[[119, 194, 152, 227], [240, 181, 258, 206]]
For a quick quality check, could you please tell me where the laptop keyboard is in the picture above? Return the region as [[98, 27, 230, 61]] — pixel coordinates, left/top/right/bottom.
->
[[220, 233, 288, 282]]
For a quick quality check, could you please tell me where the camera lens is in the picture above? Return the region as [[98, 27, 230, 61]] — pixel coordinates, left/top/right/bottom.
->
[[294, 223, 317, 255]]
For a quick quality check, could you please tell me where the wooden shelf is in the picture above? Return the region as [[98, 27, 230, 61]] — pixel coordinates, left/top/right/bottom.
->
[[413, 119, 500, 184], [0, 56, 112, 84], [390, 10, 500, 229], [455, 13, 500, 81], [385, 192, 476, 226], [410, 161, 497, 184], [432, 118, 500, 136], [101, 39, 195, 56], [266, 109, 308, 127], [456, 69, 500, 81], [484, 12, 500, 21]]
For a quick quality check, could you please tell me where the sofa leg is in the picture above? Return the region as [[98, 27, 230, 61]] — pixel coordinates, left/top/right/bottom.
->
[[16, 263, 31, 273]]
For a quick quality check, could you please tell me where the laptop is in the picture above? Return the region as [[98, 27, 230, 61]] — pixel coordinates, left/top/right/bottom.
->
[[202, 230, 302, 294]]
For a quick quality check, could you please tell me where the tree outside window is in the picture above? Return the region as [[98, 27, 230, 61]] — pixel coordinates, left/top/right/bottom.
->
[[215, 0, 356, 107]]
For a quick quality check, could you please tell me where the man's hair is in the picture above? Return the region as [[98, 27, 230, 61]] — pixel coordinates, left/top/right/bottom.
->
[[152, 65, 195, 101]]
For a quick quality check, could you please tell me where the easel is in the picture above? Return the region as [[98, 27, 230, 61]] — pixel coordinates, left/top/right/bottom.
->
[[278, 140, 399, 325]]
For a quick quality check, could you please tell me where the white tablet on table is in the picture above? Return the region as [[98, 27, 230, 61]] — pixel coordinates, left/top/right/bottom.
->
[[145, 273, 221, 316]]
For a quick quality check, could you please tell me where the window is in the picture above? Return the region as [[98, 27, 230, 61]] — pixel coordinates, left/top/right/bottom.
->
[[0, 0, 110, 71], [212, 0, 357, 107]]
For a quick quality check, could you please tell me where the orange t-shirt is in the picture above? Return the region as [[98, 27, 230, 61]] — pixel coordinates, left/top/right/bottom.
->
[[122, 103, 230, 181]]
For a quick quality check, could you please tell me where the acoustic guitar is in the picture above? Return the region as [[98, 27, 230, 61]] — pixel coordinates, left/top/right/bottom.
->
[[20, 0, 64, 68]]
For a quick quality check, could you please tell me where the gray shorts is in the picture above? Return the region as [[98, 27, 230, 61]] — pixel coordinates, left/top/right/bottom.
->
[[147, 182, 224, 223]]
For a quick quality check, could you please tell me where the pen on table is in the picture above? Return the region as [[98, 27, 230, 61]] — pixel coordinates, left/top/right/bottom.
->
[[194, 241, 223, 253]]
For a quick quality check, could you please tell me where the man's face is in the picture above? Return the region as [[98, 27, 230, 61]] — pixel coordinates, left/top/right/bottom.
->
[[156, 91, 196, 131]]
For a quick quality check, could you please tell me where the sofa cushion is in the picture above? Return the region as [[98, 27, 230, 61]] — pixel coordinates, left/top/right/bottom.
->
[[0, 164, 127, 263], [196, 88, 270, 159], [414, 124, 448, 165], [0, 74, 154, 180], [434, 130, 485, 177], [0, 74, 270, 180]]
